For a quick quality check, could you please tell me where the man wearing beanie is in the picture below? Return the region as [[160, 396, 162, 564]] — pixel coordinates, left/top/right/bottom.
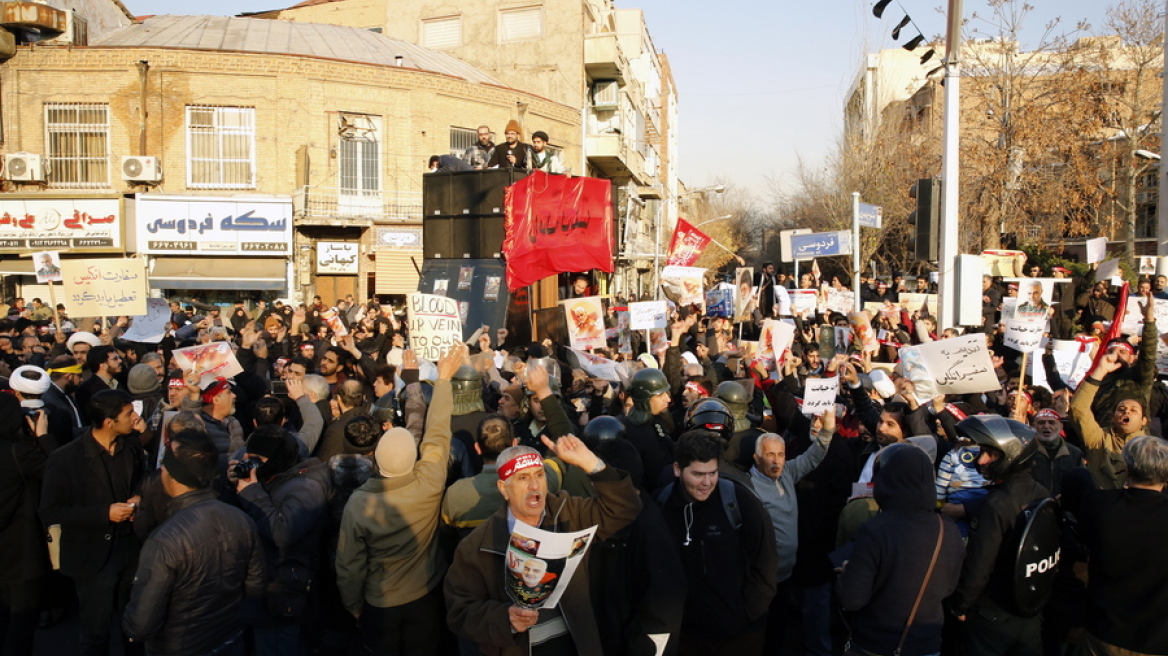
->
[[232, 423, 330, 655], [486, 119, 534, 169], [123, 430, 266, 656], [127, 364, 164, 457], [335, 342, 467, 655]]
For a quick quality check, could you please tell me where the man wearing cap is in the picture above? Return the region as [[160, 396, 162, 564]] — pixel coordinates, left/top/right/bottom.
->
[[334, 342, 465, 654], [445, 433, 641, 656], [1029, 408, 1082, 497], [41, 389, 145, 656], [530, 131, 564, 174], [45, 355, 84, 446], [75, 345, 125, 425], [486, 119, 534, 170], [181, 376, 244, 457], [123, 430, 267, 656]]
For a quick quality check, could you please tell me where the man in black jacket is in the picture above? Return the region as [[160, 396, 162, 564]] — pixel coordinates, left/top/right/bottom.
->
[[41, 389, 145, 656], [75, 345, 125, 425], [44, 355, 84, 447], [123, 430, 267, 656]]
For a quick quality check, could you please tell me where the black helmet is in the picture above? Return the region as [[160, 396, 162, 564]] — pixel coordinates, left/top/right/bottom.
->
[[628, 368, 670, 401], [956, 415, 1038, 482], [582, 416, 625, 451], [685, 398, 734, 441]]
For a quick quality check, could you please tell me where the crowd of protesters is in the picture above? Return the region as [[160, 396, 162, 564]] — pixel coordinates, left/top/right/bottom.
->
[[1, 255, 1167, 656]]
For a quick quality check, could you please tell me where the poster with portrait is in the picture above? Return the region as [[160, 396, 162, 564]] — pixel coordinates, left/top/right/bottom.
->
[[561, 296, 606, 351], [1003, 278, 1054, 323], [616, 310, 632, 354], [457, 266, 475, 291], [734, 267, 755, 320], [505, 522, 597, 609], [33, 250, 62, 284], [849, 311, 880, 353], [661, 265, 706, 307], [172, 342, 244, 388]]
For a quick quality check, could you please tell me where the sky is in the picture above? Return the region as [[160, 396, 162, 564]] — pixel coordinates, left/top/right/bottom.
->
[[129, 0, 1117, 202]]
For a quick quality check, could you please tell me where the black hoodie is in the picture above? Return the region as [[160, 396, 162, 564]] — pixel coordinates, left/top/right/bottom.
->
[[837, 445, 965, 656]]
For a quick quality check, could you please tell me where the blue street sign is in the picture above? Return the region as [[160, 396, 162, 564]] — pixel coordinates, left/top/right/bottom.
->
[[790, 230, 853, 259], [858, 203, 882, 229]]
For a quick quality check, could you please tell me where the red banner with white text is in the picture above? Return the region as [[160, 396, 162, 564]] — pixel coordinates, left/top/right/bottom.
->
[[665, 218, 712, 267], [503, 172, 615, 291]]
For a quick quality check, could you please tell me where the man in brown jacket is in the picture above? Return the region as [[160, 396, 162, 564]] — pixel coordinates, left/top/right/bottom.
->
[[334, 343, 466, 654], [445, 433, 642, 656]]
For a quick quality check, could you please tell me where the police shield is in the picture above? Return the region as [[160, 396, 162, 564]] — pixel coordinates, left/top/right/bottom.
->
[[1013, 497, 1061, 616]]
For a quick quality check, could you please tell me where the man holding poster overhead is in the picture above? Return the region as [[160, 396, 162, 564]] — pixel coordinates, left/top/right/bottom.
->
[[445, 435, 641, 656]]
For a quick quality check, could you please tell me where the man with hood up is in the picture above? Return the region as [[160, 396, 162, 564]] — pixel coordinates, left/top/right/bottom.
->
[[836, 443, 964, 656]]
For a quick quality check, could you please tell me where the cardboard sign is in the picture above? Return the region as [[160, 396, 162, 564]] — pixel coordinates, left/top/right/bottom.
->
[[121, 298, 171, 343], [407, 293, 461, 361], [629, 301, 668, 331], [1003, 319, 1048, 353], [802, 377, 839, 416], [172, 342, 244, 387], [60, 257, 148, 316], [900, 333, 999, 395], [561, 296, 606, 351]]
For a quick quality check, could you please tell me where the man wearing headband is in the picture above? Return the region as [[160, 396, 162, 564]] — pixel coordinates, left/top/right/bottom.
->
[[123, 430, 265, 655], [446, 430, 641, 655], [44, 355, 84, 446], [1029, 408, 1081, 497], [41, 389, 145, 656]]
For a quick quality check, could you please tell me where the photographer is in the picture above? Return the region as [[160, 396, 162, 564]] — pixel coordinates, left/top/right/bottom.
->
[[230, 424, 331, 655]]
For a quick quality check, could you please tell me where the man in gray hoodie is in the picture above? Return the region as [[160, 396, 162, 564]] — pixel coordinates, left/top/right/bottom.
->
[[750, 410, 834, 652]]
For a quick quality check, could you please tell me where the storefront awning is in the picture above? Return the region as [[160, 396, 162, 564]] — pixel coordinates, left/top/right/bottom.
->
[[0, 260, 35, 275], [150, 257, 287, 291]]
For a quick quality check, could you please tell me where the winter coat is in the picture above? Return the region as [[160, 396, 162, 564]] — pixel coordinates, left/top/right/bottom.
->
[[0, 398, 52, 584], [836, 446, 964, 656], [444, 466, 642, 656], [123, 489, 267, 656]]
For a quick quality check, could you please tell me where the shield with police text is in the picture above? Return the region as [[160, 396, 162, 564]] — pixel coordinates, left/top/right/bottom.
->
[[1013, 497, 1061, 617]]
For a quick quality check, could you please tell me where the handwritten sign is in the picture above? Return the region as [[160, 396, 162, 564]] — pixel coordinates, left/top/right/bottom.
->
[[407, 293, 461, 361], [629, 301, 668, 330], [824, 288, 855, 315], [904, 333, 999, 395], [172, 342, 244, 387], [60, 257, 147, 316], [121, 298, 171, 343], [1003, 319, 1048, 353], [790, 289, 818, 315], [561, 296, 606, 351], [135, 195, 292, 256], [802, 377, 839, 416], [316, 241, 359, 275]]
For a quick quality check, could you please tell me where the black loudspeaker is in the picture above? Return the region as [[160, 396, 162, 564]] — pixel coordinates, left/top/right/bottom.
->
[[423, 169, 531, 216], [422, 214, 506, 259]]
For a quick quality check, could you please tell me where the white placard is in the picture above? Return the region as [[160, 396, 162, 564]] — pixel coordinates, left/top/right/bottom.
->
[[1097, 258, 1120, 282], [1085, 237, 1107, 264], [899, 333, 999, 395], [561, 296, 606, 351], [60, 257, 148, 316], [1003, 319, 1048, 353], [407, 293, 461, 361], [629, 301, 668, 331], [121, 298, 171, 343], [790, 289, 818, 315], [802, 377, 839, 416], [1050, 339, 1095, 388]]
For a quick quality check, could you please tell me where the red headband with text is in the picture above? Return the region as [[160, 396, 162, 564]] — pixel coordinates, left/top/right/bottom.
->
[[498, 453, 543, 481]]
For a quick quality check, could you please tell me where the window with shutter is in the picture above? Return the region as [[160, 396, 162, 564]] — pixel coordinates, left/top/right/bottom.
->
[[421, 15, 461, 50], [499, 6, 542, 43]]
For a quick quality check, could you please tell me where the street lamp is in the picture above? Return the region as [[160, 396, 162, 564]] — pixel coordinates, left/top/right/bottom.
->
[[694, 214, 733, 228]]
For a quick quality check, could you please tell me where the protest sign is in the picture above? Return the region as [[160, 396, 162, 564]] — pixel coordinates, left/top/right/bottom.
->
[[121, 298, 171, 343], [568, 348, 621, 382], [616, 310, 632, 354], [705, 289, 733, 317], [661, 265, 706, 307], [802, 377, 839, 416], [505, 521, 597, 609], [629, 301, 668, 330], [899, 293, 938, 317], [734, 268, 754, 320], [1085, 237, 1107, 264], [824, 288, 855, 315], [407, 293, 461, 361], [904, 333, 999, 395], [320, 307, 349, 337], [648, 327, 669, 352], [1139, 256, 1158, 276], [790, 289, 818, 316], [561, 296, 606, 351], [172, 342, 244, 388], [849, 311, 879, 353], [761, 319, 795, 359], [1050, 339, 1094, 387], [61, 257, 147, 316], [1097, 259, 1120, 284], [33, 251, 62, 284], [1003, 319, 1048, 353], [981, 250, 1025, 277]]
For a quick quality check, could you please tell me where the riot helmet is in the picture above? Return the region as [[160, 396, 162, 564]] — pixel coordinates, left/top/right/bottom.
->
[[956, 414, 1038, 482]]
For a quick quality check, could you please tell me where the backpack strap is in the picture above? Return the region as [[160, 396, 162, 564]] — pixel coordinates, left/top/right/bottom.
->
[[719, 478, 743, 531]]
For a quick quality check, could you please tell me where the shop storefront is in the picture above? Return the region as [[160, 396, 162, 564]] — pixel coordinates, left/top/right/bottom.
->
[[134, 194, 292, 303], [373, 226, 423, 299]]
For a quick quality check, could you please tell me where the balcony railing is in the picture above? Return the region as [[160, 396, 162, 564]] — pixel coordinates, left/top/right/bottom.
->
[[295, 186, 422, 224]]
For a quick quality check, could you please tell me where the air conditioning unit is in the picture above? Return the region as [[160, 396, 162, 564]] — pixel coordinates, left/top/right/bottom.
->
[[592, 80, 619, 109], [5, 153, 44, 182], [122, 156, 162, 182]]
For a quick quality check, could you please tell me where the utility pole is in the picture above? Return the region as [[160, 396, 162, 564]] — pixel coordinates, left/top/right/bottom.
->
[[938, 0, 963, 329]]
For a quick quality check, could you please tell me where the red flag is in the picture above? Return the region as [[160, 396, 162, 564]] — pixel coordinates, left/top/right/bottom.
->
[[502, 172, 615, 291], [1080, 282, 1129, 389], [665, 218, 712, 267]]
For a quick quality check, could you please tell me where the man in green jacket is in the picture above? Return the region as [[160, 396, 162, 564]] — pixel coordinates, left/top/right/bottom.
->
[[334, 342, 466, 655]]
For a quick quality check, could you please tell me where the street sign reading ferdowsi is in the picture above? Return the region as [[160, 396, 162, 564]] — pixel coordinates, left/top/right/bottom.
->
[[503, 171, 615, 290]]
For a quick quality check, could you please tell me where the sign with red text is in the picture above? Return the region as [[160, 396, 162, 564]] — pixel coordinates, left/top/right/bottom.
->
[[665, 218, 711, 267], [0, 195, 123, 252]]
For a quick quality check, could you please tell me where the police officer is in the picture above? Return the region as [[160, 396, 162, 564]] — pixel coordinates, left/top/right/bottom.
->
[[948, 415, 1052, 656], [621, 368, 677, 490]]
